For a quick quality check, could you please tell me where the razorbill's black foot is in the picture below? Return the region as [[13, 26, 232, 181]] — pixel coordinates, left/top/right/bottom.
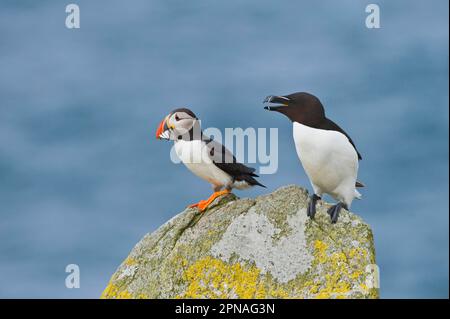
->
[[307, 194, 321, 219], [327, 202, 348, 224]]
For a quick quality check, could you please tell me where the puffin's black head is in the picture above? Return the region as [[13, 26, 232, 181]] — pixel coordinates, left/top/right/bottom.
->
[[263, 92, 326, 126], [156, 108, 199, 140]]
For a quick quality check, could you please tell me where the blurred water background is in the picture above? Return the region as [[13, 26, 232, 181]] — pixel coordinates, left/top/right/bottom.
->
[[0, 0, 448, 298]]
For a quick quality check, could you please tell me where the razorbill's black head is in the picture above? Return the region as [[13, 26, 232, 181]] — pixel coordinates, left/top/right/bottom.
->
[[263, 92, 326, 127]]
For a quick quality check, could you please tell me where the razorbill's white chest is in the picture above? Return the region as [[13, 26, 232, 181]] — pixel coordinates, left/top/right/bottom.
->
[[293, 121, 360, 204]]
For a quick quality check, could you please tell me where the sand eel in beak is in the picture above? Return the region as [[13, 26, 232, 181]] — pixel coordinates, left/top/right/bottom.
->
[[156, 108, 265, 212], [264, 92, 364, 223]]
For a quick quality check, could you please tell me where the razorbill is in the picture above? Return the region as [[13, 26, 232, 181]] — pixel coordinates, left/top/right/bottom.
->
[[156, 108, 265, 211], [263, 92, 364, 223]]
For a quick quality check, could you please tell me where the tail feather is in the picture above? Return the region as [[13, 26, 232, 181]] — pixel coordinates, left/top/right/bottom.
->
[[238, 175, 266, 188], [355, 181, 365, 188]]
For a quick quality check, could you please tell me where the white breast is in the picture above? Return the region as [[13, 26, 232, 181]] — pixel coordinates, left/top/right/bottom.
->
[[292, 122, 359, 205], [174, 140, 232, 188]]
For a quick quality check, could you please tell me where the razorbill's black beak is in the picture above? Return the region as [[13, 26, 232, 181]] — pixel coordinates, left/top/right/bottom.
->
[[263, 95, 290, 111], [264, 105, 284, 111]]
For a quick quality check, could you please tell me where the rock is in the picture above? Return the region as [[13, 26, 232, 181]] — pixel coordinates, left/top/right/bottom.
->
[[101, 185, 379, 299]]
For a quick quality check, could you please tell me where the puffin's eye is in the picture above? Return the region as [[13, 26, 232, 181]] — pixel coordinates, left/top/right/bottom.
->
[[175, 114, 180, 121]]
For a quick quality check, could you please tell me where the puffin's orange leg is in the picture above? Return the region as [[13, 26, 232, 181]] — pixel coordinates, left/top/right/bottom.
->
[[188, 190, 230, 212]]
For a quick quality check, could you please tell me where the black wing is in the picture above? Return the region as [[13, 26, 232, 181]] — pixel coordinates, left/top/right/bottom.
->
[[318, 118, 362, 160], [205, 138, 265, 187]]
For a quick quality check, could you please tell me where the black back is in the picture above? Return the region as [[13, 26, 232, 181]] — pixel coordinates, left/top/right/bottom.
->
[[278, 92, 362, 160]]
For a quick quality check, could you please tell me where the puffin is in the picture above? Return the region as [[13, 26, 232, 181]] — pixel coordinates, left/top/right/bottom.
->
[[263, 92, 364, 223], [156, 108, 265, 211]]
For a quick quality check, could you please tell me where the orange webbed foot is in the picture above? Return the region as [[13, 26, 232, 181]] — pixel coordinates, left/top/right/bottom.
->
[[188, 190, 230, 212]]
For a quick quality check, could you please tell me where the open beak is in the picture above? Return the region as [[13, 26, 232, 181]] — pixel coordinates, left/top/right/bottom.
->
[[263, 95, 290, 111], [156, 115, 170, 140]]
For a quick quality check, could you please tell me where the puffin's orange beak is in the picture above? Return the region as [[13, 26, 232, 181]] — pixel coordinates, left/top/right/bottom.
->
[[156, 115, 172, 139], [156, 118, 166, 139]]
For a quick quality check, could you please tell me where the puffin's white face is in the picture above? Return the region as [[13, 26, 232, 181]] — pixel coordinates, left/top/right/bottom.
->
[[156, 108, 199, 141]]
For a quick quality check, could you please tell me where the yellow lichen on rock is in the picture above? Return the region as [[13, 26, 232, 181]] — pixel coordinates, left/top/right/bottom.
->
[[179, 256, 266, 299], [100, 283, 132, 299], [124, 257, 136, 266], [269, 287, 290, 298], [306, 240, 374, 299]]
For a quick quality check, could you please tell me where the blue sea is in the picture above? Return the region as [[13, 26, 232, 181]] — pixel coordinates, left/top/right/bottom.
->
[[0, 0, 448, 298]]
